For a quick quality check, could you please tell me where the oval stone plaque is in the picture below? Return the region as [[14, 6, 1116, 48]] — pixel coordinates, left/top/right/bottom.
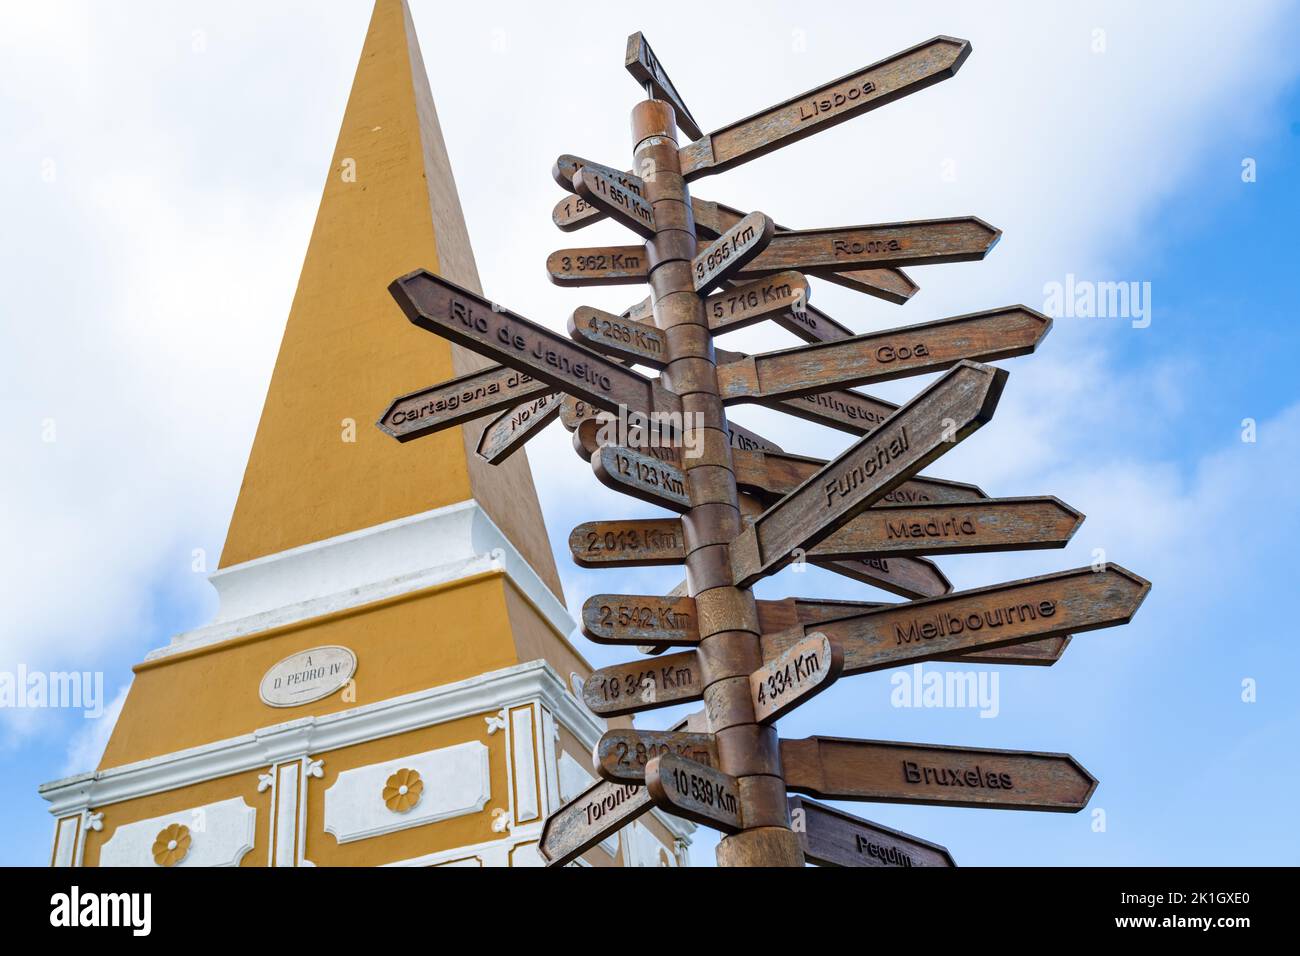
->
[[259, 646, 357, 708]]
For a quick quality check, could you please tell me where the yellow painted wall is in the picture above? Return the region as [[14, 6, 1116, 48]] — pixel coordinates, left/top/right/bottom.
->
[[81, 771, 268, 868], [218, 0, 562, 599], [101, 573, 587, 769]]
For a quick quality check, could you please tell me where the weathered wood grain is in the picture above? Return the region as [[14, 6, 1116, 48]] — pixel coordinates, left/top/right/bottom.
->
[[730, 361, 1008, 586], [721, 218, 1001, 279], [692, 211, 774, 291], [646, 753, 744, 833], [595, 728, 718, 784], [539, 778, 652, 866], [695, 199, 917, 305], [788, 796, 956, 867], [569, 518, 685, 567], [751, 631, 843, 723], [546, 244, 649, 286], [810, 496, 1085, 560], [679, 36, 971, 179], [781, 736, 1097, 812], [568, 306, 668, 368], [389, 270, 676, 420], [583, 650, 704, 716], [574, 165, 657, 239], [760, 566, 1151, 674], [625, 32, 704, 140], [474, 390, 561, 464], [717, 306, 1051, 402], [377, 364, 551, 441]]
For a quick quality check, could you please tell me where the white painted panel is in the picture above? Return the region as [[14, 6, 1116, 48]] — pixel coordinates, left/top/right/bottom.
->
[[274, 763, 300, 867], [53, 817, 78, 867], [511, 707, 539, 823], [323, 741, 489, 844], [98, 798, 256, 867]]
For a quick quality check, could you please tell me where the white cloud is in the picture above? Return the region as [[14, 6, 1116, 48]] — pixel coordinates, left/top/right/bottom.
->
[[61, 683, 130, 778]]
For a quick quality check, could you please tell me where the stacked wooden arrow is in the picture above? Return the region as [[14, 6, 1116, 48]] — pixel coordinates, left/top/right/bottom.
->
[[379, 31, 1150, 868]]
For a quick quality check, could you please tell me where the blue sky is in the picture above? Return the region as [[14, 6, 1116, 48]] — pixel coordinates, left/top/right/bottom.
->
[[2, 1, 1298, 866]]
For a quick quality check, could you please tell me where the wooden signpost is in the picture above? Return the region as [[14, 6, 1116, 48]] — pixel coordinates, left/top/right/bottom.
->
[[379, 30, 1150, 868], [730, 360, 1007, 586], [750, 632, 843, 723], [645, 754, 744, 833], [760, 566, 1150, 674], [781, 736, 1098, 812], [788, 796, 956, 867], [595, 728, 718, 784]]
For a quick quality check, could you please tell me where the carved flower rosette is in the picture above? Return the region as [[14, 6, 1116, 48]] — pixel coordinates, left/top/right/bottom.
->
[[152, 823, 192, 867], [383, 768, 424, 813]]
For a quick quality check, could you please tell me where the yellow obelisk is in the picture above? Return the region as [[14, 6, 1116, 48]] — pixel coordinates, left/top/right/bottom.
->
[[40, 0, 691, 868]]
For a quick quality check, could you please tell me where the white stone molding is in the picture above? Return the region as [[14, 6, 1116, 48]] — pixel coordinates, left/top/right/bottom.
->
[[323, 740, 490, 844], [41, 661, 598, 817], [41, 659, 694, 862], [273, 762, 300, 867], [510, 704, 541, 825], [98, 798, 256, 868], [146, 500, 575, 662], [52, 816, 78, 868]]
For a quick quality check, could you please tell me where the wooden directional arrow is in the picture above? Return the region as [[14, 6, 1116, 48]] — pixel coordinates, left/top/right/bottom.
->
[[574, 165, 657, 239], [692, 211, 775, 291], [781, 736, 1098, 812], [593, 444, 691, 511], [552, 159, 917, 305], [546, 244, 648, 286], [764, 595, 1071, 667], [812, 556, 953, 601], [582, 593, 701, 646], [788, 796, 956, 867], [583, 650, 704, 716], [715, 345, 901, 438], [568, 306, 669, 368], [591, 273, 815, 343], [562, 394, 783, 455], [581, 439, 959, 601], [539, 777, 652, 866], [625, 32, 704, 141], [730, 360, 1008, 586], [751, 631, 843, 723], [567, 303, 905, 436], [718, 306, 1050, 403], [679, 36, 971, 179], [594, 728, 718, 784], [732, 446, 989, 506], [645, 753, 744, 833], [377, 365, 551, 442], [761, 565, 1151, 674], [580, 592, 1068, 666], [569, 518, 685, 568], [474, 391, 561, 464], [810, 497, 1085, 560], [703, 272, 812, 335], [592, 443, 1012, 526], [389, 271, 678, 421], [570, 497, 1067, 570], [726, 218, 1002, 279], [694, 199, 918, 305]]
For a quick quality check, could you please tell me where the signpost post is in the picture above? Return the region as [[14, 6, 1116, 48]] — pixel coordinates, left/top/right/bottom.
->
[[379, 29, 1151, 868]]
